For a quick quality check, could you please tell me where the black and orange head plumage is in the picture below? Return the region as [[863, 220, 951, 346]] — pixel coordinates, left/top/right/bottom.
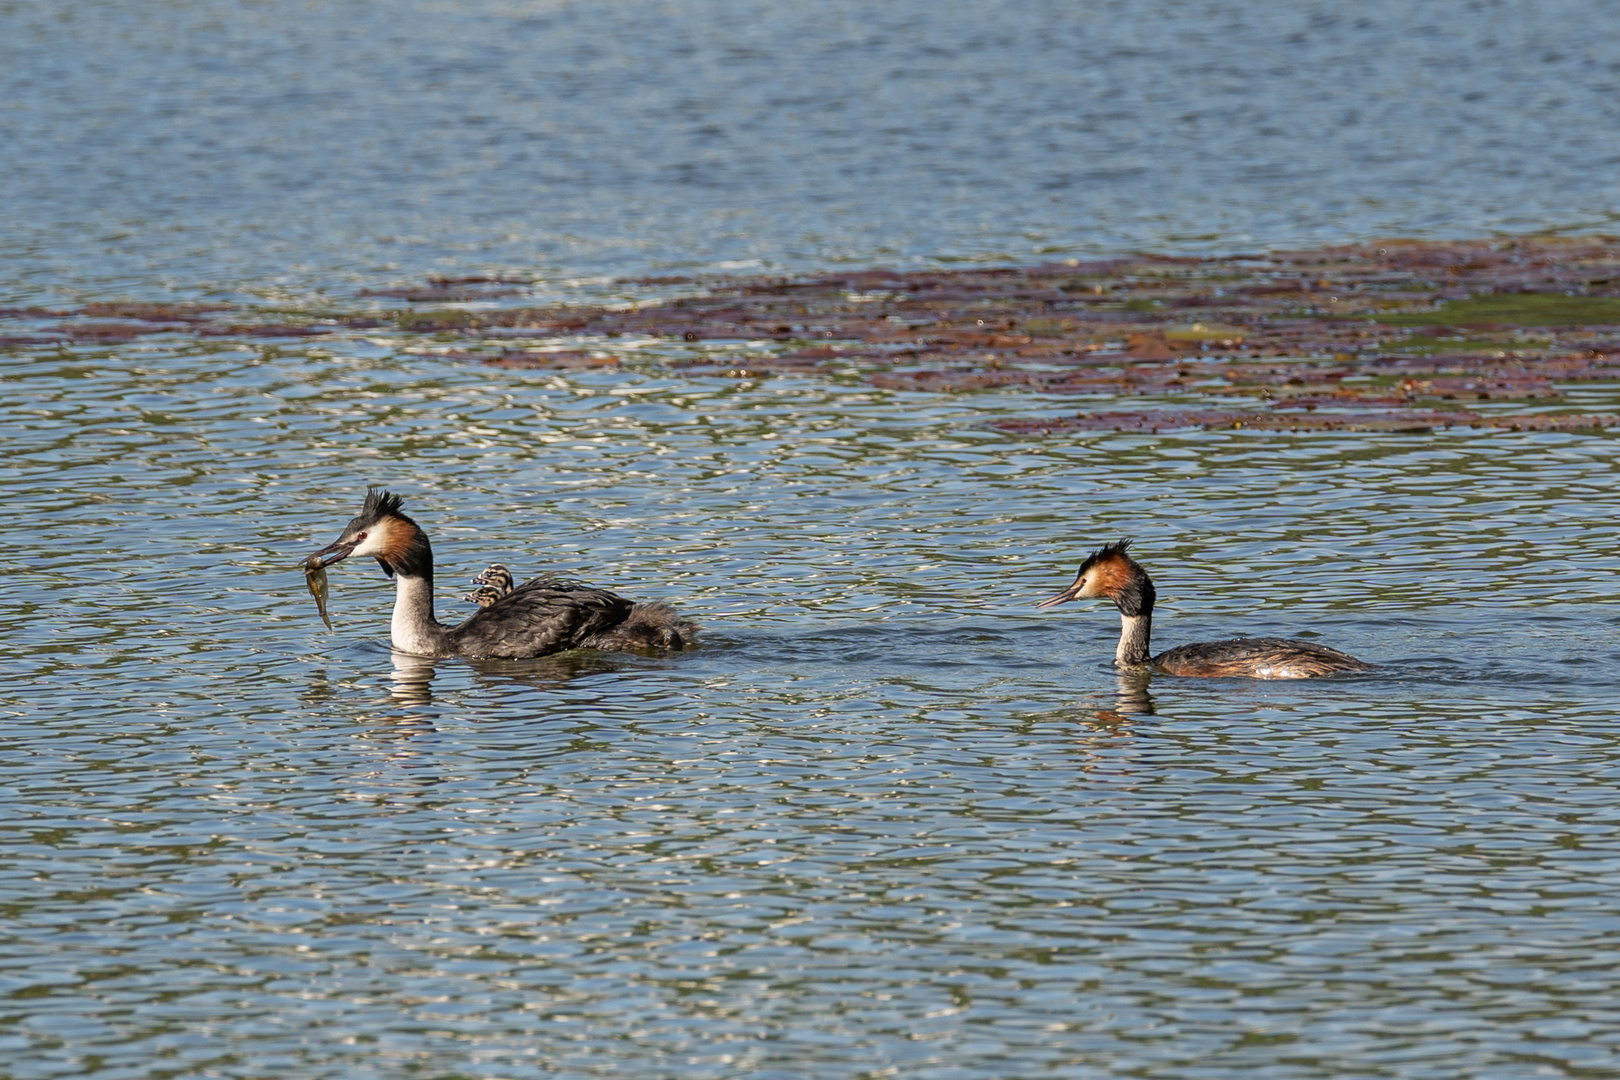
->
[[1076, 538, 1139, 590], [1038, 538, 1156, 616], [349, 487, 407, 531], [312, 486, 432, 579]]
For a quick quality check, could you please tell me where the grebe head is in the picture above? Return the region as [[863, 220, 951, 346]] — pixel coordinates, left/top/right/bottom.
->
[[473, 564, 514, 594], [311, 487, 431, 579], [1037, 538, 1156, 616], [463, 583, 504, 608]]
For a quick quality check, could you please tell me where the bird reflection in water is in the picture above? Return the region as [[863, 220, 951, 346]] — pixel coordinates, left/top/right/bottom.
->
[[1042, 671, 1156, 729], [1098, 669, 1156, 722], [1020, 669, 1155, 735], [301, 661, 435, 730], [386, 648, 659, 707], [389, 650, 439, 706], [300, 665, 340, 708]]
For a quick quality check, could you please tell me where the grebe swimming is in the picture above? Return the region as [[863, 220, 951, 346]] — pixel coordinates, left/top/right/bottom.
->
[[310, 488, 697, 659], [1038, 540, 1371, 679]]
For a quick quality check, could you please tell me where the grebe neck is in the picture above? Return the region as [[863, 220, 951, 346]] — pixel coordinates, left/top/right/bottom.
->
[[389, 568, 451, 659], [1117, 612, 1153, 666], [1112, 566, 1156, 667], [365, 520, 449, 657]]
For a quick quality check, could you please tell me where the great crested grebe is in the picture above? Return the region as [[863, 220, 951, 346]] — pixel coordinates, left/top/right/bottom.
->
[[1038, 540, 1371, 679], [310, 488, 698, 659]]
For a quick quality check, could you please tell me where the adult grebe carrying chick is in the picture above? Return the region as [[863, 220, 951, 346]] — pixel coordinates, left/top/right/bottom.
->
[[1038, 539, 1370, 679], [308, 488, 697, 659]]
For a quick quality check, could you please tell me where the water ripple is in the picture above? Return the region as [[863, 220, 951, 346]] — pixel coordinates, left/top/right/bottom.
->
[[2, 325, 1619, 1077]]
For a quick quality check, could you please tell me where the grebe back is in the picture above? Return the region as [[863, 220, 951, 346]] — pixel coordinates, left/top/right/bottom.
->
[[1038, 539, 1370, 679], [310, 488, 697, 659]]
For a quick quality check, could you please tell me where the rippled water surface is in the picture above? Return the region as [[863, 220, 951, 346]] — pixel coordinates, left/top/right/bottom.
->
[[7, 1, 1620, 1075], [4, 0, 1620, 302], [5, 330, 1620, 1077]]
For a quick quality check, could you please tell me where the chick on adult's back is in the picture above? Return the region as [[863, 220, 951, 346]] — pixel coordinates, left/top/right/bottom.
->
[[309, 488, 697, 659], [1038, 539, 1370, 679]]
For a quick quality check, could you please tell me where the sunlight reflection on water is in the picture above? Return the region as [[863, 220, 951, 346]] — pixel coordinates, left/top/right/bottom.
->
[[2, 0, 1618, 303], [4, 0, 1620, 1071], [3, 330, 1620, 1076]]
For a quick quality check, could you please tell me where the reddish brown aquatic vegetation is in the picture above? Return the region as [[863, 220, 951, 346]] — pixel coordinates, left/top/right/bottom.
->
[[360, 285, 526, 302], [0, 307, 69, 319], [457, 349, 621, 370], [990, 409, 1620, 434], [54, 322, 154, 342], [8, 237, 1620, 433], [80, 302, 231, 322], [194, 323, 333, 338]]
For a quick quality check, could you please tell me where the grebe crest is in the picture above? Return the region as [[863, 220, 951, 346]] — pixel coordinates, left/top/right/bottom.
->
[[310, 487, 698, 660], [1038, 538, 1371, 679], [1038, 539, 1155, 616], [315, 487, 433, 579]]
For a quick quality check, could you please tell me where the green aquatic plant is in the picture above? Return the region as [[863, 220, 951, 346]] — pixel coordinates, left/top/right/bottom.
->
[[1375, 293, 1620, 327]]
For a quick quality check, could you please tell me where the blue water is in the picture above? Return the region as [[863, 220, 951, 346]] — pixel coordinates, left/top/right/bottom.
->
[[5, 2, 1620, 1077], [3, 0, 1618, 304]]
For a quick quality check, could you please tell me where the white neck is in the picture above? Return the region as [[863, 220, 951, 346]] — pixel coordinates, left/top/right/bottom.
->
[[390, 574, 450, 657], [1117, 613, 1152, 666]]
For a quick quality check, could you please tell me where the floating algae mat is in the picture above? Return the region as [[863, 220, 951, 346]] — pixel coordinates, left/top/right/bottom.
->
[[6, 237, 1620, 433], [1371, 292, 1620, 327]]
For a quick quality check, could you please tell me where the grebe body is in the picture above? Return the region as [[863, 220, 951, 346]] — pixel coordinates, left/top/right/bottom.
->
[[1150, 637, 1369, 679], [1039, 540, 1370, 679], [311, 489, 697, 659]]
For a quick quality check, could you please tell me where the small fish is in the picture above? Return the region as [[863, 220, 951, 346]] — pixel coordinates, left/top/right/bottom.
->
[[302, 554, 332, 630]]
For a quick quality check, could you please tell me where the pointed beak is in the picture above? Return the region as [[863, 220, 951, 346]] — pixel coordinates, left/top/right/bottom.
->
[[1036, 582, 1083, 609], [312, 538, 356, 566]]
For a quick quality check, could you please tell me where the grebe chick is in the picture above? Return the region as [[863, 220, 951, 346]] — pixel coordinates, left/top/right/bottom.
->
[[1038, 539, 1371, 679], [463, 583, 505, 608], [461, 564, 515, 607], [310, 488, 698, 659], [473, 564, 514, 597]]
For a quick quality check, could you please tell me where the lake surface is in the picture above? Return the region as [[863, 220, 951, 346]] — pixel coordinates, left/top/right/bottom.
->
[[5, 2, 1620, 1077], [4, 0, 1620, 304], [7, 332, 1620, 1077]]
